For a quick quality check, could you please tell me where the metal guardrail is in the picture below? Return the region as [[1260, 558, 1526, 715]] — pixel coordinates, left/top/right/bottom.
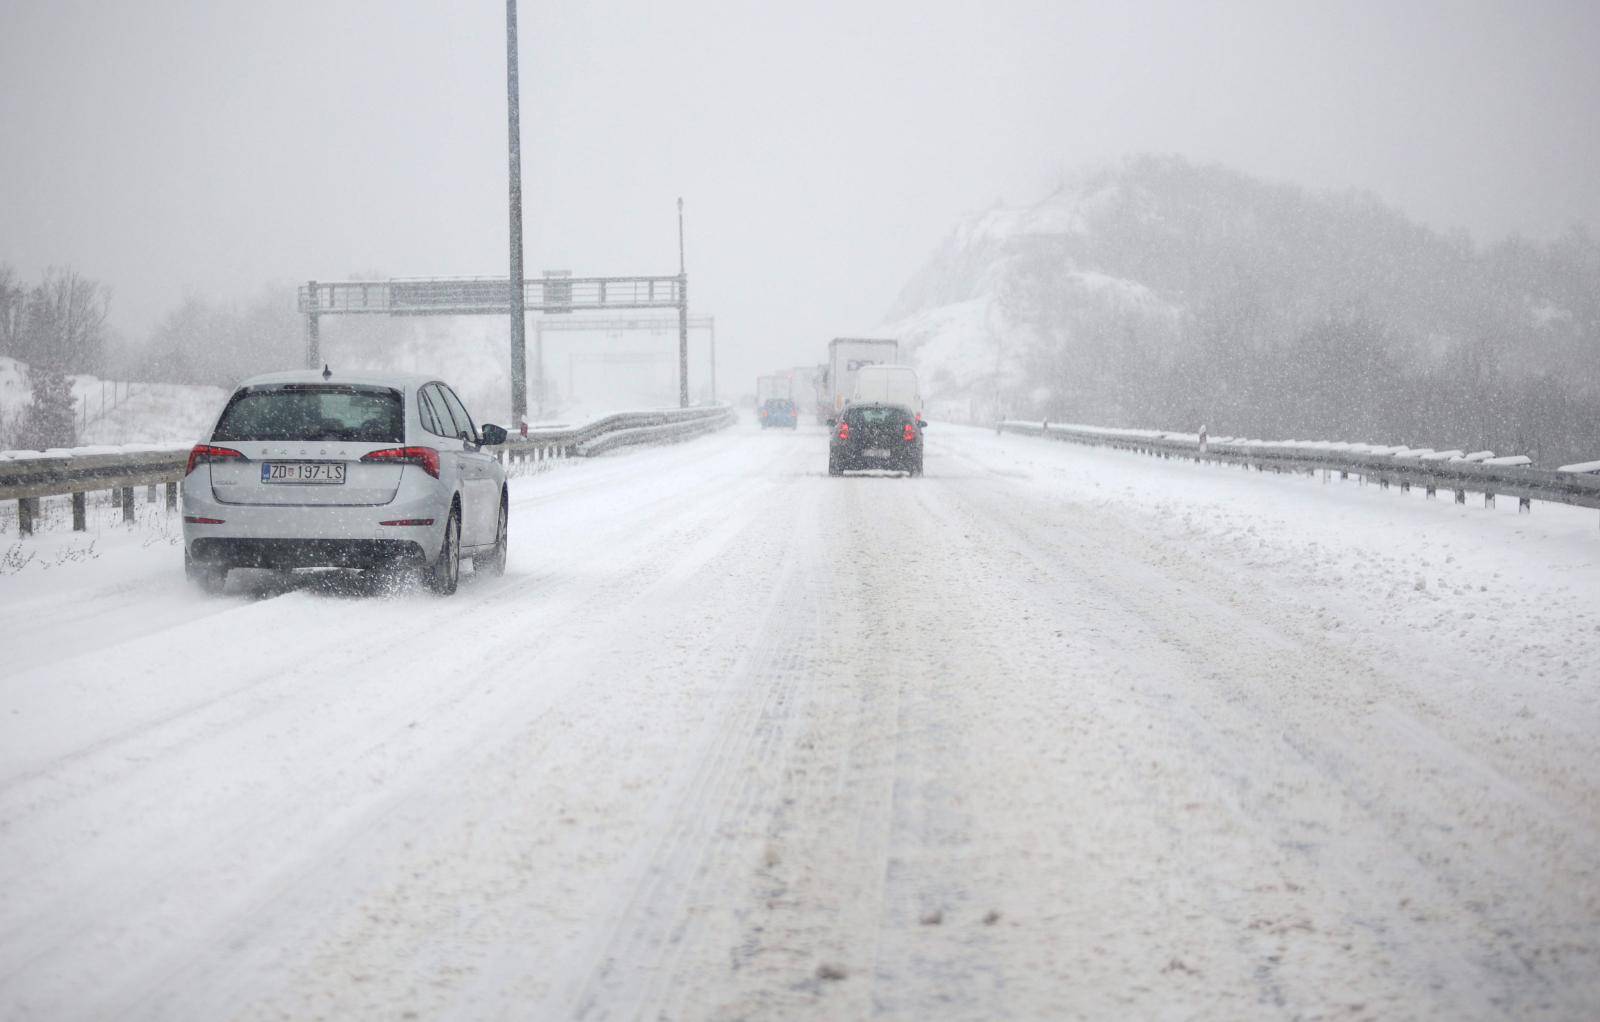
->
[[499, 405, 735, 460], [0, 447, 188, 501], [0, 447, 188, 535], [1, 406, 736, 537], [998, 421, 1600, 521]]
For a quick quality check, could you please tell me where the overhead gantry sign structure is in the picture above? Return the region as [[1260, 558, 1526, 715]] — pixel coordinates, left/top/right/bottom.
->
[[297, 272, 693, 417]]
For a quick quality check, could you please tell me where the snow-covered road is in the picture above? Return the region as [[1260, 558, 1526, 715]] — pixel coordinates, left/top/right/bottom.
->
[[2, 421, 1597, 1019]]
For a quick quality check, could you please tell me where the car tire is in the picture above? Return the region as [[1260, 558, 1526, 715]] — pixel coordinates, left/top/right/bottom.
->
[[828, 454, 843, 477], [912, 456, 924, 476], [479, 494, 508, 577], [428, 506, 461, 595], [184, 550, 228, 594]]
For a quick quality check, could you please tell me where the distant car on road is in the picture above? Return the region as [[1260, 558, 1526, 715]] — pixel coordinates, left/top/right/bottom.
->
[[181, 369, 509, 595], [828, 403, 924, 476], [759, 398, 798, 429]]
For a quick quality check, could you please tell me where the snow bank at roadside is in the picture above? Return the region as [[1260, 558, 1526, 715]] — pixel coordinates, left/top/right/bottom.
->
[[940, 424, 1600, 709]]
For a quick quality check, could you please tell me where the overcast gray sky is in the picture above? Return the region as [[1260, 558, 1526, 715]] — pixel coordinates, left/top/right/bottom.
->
[[3, 0, 1598, 387]]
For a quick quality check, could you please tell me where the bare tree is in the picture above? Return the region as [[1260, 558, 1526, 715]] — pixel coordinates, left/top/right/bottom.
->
[[5, 266, 110, 374]]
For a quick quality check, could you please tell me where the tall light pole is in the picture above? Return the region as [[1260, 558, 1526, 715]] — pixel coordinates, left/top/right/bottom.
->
[[506, 0, 528, 424], [677, 197, 689, 408]]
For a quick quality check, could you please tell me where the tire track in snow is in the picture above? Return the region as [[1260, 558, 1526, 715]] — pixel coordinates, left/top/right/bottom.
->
[[0, 427, 788, 1018], [563, 485, 824, 1019]]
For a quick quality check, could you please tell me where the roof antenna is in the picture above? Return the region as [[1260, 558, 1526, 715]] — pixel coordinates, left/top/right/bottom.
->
[[322, 363, 332, 380]]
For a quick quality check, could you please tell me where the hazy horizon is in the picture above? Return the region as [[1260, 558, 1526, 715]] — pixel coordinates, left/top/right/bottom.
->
[[4, 0, 1598, 386]]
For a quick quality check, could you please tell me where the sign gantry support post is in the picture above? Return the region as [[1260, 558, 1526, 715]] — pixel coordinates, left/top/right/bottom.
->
[[305, 279, 320, 366], [677, 198, 689, 409]]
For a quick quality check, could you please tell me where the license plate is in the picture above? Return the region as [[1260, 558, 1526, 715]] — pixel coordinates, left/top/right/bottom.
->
[[261, 462, 346, 484], [863, 448, 890, 458]]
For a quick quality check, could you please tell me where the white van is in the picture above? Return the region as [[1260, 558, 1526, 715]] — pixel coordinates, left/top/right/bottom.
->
[[851, 364, 922, 418]]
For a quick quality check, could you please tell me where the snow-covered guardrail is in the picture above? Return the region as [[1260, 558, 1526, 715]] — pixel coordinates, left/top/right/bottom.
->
[[0, 446, 189, 534], [503, 405, 736, 461], [1, 405, 736, 537], [997, 421, 1600, 524]]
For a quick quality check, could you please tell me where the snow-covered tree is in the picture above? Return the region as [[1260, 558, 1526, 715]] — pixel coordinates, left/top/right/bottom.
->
[[17, 362, 75, 450]]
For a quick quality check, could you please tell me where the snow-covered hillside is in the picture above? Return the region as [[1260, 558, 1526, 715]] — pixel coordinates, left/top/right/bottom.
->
[[0, 357, 229, 450], [880, 156, 1600, 469]]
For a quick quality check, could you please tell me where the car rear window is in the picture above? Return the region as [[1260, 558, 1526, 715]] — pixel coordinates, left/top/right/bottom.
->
[[847, 406, 910, 426], [212, 384, 405, 444]]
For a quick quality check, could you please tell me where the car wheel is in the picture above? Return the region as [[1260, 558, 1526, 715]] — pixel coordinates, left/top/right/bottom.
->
[[828, 454, 843, 476], [428, 506, 461, 595], [480, 495, 508, 577], [184, 550, 228, 594], [912, 456, 924, 476]]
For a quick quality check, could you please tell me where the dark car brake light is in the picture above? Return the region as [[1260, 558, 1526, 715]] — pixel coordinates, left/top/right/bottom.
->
[[183, 515, 226, 524], [837, 421, 850, 440], [360, 446, 441, 478], [903, 423, 917, 441], [186, 444, 246, 475]]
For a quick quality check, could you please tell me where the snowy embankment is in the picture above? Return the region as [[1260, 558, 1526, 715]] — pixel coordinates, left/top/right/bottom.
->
[[0, 356, 229, 448], [0, 421, 1596, 1018]]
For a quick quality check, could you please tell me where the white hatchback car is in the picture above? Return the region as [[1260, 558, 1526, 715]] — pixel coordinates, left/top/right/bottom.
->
[[181, 369, 509, 595]]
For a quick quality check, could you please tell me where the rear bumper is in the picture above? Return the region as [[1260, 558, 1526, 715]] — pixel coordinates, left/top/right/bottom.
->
[[181, 471, 450, 566], [188, 537, 424, 569], [831, 441, 921, 472]]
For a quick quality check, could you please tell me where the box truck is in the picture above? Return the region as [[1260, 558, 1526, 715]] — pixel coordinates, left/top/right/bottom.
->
[[755, 373, 798, 428], [789, 365, 823, 420], [825, 337, 899, 418], [756, 374, 793, 403]]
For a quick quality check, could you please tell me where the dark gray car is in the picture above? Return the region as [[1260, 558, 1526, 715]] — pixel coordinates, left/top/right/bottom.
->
[[828, 403, 924, 476]]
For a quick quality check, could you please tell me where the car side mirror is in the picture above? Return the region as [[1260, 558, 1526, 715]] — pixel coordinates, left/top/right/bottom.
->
[[826, 417, 837, 427], [480, 423, 508, 446], [918, 419, 928, 429]]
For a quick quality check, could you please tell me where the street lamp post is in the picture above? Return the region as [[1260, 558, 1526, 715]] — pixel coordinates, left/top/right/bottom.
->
[[506, 0, 528, 424]]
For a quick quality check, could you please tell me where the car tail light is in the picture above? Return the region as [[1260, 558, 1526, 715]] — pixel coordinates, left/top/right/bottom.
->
[[837, 422, 850, 441], [183, 515, 226, 525], [361, 446, 440, 478], [903, 423, 917, 441], [186, 444, 245, 475], [379, 518, 435, 527]]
